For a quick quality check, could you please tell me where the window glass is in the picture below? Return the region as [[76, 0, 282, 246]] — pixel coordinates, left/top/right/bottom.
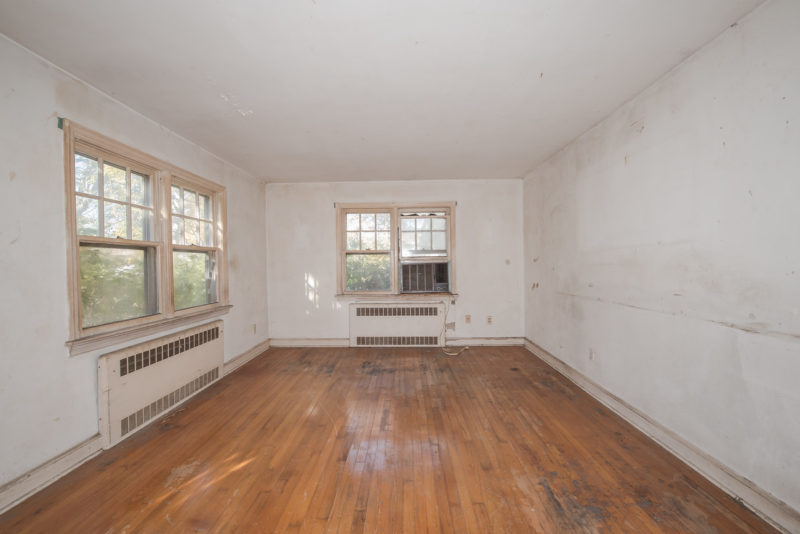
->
[[103, 163, 128, 202], [75, 154, 99, 195], [173, 251, 218, 310], [104, 201, 127, 238], [171, 185, 183, 215], [76, 196, 99, 236], [184, 189, 198, 218], [131, 172, 150, 206], [346, 254, 391, 292], [79, 245, 155, 327]]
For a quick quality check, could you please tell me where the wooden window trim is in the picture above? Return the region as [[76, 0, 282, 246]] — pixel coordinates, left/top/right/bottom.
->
[[336, 202, 456, 296], [64, 120, 230, 355]]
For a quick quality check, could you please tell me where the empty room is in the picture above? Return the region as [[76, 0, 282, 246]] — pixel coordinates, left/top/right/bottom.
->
[[0, 0, 798, 532]]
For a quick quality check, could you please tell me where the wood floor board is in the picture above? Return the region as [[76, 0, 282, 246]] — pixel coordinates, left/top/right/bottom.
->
[[0, 346, 780, 533]]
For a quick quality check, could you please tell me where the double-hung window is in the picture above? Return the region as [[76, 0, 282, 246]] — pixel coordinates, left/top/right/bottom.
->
[[338, 203, 455, 295], [170, 181, 221, 310], [73, 142, 159, 328], [64, 121, 228, 353]]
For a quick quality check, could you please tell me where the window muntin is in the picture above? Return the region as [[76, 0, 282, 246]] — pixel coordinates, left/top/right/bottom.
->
[[338, 204, 453, 294]]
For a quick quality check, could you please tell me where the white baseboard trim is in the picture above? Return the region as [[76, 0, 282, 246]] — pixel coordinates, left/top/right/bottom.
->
[[223, 339, 270, 376], [523, 338, 800, 534], [446, 336, 525, 346], [269, 337, 526, 348], [269, 338, 349, 347], [0, 434, 103, 515], [0, 338, 274, 516]]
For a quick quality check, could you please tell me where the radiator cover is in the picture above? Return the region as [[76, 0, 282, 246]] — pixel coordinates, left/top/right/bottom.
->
[[97, 320, 224, 448], [349, 302, 444, 347]]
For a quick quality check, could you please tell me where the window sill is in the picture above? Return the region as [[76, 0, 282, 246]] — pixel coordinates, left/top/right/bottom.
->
[[66, 304, 232, 356]]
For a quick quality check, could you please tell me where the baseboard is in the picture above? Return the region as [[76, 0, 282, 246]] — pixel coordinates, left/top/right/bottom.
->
[[223, 339, 270, 376], [0, 434, 103, 515], [269, 337, 525, 348], [269, 338, 349, 347], [523, 339, 800, 534], [446, 336, 525, 346], [0, 338, 274, 516]]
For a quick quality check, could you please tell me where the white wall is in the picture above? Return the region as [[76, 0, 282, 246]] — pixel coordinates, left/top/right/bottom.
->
[[524, 0, 800, 512], [0, 36, 268, 487], [266, 180, 523, 342]]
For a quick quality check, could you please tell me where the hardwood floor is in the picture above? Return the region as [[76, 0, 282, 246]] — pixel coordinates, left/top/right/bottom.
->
[[0, 346, 779, 533]]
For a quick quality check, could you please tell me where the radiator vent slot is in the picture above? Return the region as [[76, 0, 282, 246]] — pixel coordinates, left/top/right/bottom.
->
[[356, 306, 438, 317], [119, 326, 219, 377], [356, 336, 438, 346], [121, 367, 219, 436]]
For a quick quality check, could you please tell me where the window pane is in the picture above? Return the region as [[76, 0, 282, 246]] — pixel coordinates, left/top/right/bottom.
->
[[171, 186, 183, 215], [376, 231, 391, 250], [360, 231, 376, 250], [360, 213, 375, 231], [76, 196, 99, 236], [79, 245, 155, 327], [185, 218, 200, 245], [432, 231, 447, 251], [104, 201, 128, 238], [401, 218, 415, 231], [184, 189, 198, 218], [131, 172, 150, 207], [345, 254, 391, 292], [376, 213, 391, 231], [417, 231, 432, 250], [346, 213, 360, 231], [172, 216, 185, 245], [346, 231, 360, 250], [173, 251, 217, 310], [432, 218, 446, 231], [199, 194, 212, 220], [201, 221, 213, 246], [401, 232, 415, 256], [75, 154, 98, 195], [103, 163, 128, 202], [131, 207, 152, 241], [416, 218, 431, 230]]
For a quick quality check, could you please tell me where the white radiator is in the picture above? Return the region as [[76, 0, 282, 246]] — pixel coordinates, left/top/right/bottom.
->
[[97, 320, 224, 448], [349, 302, 445, 347]]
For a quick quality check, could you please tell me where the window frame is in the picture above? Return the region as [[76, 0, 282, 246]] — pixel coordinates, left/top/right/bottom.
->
[[336, 202, 456, 296], [64, 120, 230, 355]]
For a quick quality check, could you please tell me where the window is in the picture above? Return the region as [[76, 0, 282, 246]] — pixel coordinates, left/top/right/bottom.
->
[[170, 183, 220, 310], [337, 203, 455, 295], [64, 121, 228, 353]]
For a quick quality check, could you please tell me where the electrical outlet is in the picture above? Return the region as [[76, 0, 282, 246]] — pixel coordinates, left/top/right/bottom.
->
[[445, 322, 456, 330], [465, 314, 471, 324], [487, 315, 493, 325], [252, 323, 257, 335]]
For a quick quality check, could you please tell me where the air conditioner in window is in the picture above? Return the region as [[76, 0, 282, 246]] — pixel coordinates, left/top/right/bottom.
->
[[400, 262, 450, 293]]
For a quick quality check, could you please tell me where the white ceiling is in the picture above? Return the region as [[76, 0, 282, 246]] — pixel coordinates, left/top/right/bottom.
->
[[0, 0, 764, 183]]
